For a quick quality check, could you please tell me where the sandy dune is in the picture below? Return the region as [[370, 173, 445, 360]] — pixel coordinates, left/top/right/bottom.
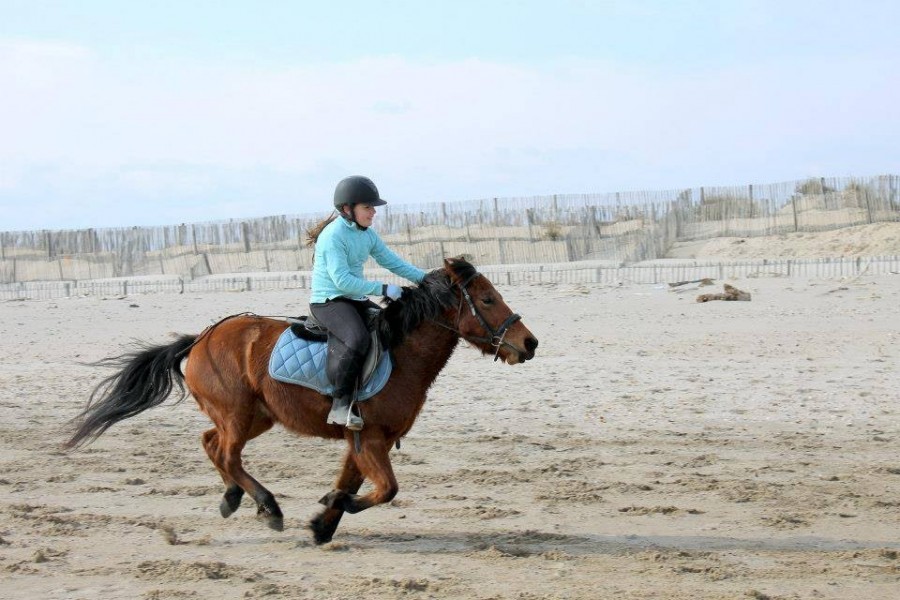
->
[[669, 222, 900, 259], [1, 272, 899, 599]]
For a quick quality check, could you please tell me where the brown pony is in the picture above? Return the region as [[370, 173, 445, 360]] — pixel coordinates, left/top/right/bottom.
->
[[66, 258, 538, 544]]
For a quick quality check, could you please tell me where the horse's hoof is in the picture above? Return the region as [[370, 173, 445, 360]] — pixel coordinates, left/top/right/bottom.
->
[[266, 515, 284, 532], [309, 516, 333, 545], [219, 498, 236, 518], [220, 485, 243, 518], [256, 503, 284, 531]]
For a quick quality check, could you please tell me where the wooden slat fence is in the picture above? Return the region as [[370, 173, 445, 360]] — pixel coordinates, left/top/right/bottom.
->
[[3, 256, 897, 301], [2, 175, 898, 284]]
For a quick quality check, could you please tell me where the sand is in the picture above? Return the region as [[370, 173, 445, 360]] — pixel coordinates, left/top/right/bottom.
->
[[668, 222, 900, 259], [2, 271, 899, 599]]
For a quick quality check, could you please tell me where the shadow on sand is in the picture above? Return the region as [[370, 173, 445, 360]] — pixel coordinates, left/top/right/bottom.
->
[[282, 528, 900, 555]]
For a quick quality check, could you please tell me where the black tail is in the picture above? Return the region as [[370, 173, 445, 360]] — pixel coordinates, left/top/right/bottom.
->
[[66, 334, 197, 449]]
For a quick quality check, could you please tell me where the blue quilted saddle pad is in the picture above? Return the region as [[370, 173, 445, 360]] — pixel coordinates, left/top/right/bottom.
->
[[268, 326, 392, 401]]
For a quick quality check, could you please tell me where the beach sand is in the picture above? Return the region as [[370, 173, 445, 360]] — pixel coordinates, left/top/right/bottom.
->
[[1, 272, 899, 599]]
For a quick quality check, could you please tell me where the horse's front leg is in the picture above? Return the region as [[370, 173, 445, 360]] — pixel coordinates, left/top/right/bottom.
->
[[315, 434, 398, 529], [309, 448, 366, 544]]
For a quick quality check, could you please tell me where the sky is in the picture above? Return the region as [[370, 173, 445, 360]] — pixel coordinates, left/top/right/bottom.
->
[[1, 0, 898, 231]]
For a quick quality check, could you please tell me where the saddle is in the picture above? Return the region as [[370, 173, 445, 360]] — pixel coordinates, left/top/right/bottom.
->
[[281, 308, 385, 392], [269, 309, 393, 402]]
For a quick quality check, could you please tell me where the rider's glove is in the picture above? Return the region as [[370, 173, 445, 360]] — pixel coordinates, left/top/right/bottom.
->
[[383, 284, 403, 300]]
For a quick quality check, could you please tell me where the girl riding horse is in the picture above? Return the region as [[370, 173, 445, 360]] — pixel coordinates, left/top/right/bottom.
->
[[306, 176, 426, 431], [67, 256, 538, 544]]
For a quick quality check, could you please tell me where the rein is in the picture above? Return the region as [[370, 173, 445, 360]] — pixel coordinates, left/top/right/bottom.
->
[[434, 272, 522, 362]]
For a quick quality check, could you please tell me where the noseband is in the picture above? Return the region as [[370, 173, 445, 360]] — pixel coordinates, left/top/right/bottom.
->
[[455, 273, 522, 361]]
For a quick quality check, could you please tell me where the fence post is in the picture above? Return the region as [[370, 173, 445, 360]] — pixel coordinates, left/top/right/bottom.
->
[[242, 222, 251, 253], [864, 186, 873, 224], [890, 175, 898, 212], [791, 195, 799, 232], [589, 205, 599, 234], [673, 197, 682, 239], [493, 197, 500, 226], [748, 184, 754, 219]]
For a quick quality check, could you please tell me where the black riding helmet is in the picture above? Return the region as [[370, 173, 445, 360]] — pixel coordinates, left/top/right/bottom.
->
[[333, 176, 388, 210]]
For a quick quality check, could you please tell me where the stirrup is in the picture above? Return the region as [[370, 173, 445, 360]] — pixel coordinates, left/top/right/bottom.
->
[[327, 396, 364, 431], [343, 413, 364, 431]]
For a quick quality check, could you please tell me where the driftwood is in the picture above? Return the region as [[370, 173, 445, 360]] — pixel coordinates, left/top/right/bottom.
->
[[696, 283, 751, 303], [668, 278, 714, 288]]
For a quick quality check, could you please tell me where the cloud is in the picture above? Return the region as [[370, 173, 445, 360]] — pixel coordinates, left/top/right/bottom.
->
[[0, 38, 897, 229]]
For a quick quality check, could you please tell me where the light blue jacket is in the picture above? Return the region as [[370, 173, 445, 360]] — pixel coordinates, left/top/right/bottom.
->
[[310, 216, 426, 304]]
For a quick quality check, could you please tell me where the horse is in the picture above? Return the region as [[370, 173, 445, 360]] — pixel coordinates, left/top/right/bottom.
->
[[66, 257, 538, 544]]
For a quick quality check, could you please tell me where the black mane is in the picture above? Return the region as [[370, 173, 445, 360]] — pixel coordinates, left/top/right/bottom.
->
[[377, 259, 478, 349]]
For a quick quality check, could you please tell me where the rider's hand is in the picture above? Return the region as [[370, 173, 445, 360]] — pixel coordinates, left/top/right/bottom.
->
[[383, 284, 403, 300]]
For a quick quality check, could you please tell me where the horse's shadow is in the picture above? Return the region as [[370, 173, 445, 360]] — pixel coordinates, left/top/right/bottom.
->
[[278, 528, 900, 555]]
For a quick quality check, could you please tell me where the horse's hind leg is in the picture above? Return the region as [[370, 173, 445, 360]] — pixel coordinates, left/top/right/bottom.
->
[[202, 411, 276, 525], [221, 416, 285, 531], [203, 428, 251, 518], [309, 449, 366, 545], [201, 428, 242, 517]]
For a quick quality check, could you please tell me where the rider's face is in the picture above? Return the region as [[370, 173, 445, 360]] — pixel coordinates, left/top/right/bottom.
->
[[351, 203, 376, 227]]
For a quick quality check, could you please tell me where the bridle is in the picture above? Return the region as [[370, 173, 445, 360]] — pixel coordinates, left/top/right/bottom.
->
[[438, 272, 522, 362]]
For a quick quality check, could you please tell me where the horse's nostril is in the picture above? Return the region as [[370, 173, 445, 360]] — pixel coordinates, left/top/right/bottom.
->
[[524, 337, 538, 353]]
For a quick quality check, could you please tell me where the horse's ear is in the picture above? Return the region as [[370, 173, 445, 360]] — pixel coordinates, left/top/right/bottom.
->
[[443, 256, 465, 283], [443, 256, 475, 285]]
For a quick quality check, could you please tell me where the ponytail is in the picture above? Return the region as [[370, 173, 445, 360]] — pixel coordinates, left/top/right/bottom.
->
[[306, 213, 338, 247]]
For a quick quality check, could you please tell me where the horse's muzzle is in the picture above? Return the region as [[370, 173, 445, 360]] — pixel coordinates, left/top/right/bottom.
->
[[522, 336, 538, 361]]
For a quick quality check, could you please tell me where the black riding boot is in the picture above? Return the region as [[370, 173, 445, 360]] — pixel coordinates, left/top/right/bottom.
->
[[327, 391, 364, 431], [324, 340, 366, 431]]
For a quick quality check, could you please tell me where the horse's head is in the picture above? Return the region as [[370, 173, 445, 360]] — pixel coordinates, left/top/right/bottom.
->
[[443, 257, 538, 364]]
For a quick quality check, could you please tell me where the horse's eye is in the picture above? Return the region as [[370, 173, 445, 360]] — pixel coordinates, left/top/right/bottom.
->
[[481, 297, 494, 305]]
